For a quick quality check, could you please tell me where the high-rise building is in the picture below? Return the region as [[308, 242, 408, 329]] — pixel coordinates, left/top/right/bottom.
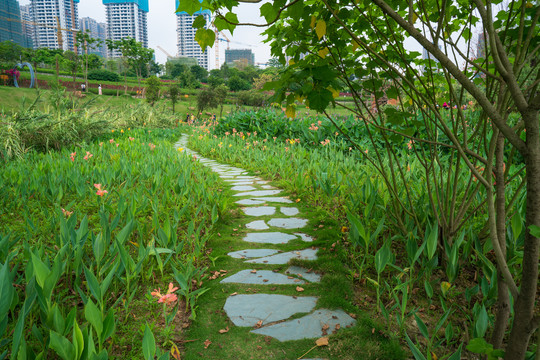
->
[[19, 4, 34, 48], [175, 0, 211, 70], [79, 17, 107, 58], [31, 0, 80, 51], [103, 0, 148, 57], [225, 49, 254, 67], [0, 0, 25, 46]]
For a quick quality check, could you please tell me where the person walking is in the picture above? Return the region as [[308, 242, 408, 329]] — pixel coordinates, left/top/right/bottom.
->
[[98, 84, 102, 95]]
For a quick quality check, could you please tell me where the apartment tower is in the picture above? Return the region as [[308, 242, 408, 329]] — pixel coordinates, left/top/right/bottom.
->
[[30, 0, 80, 51], [79, 16, 107, 58], [175, 0, 211, 70], [102, 0, 148, 57]]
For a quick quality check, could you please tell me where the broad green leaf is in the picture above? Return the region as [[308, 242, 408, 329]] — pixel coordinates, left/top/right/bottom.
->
[[102, 309, 115, 341], [84, 266, 101, 302], [511, 212, 522, 239], [142, 324, 156, 360], [405, 332, 427, 360], [30, 253, 50, 288], [84, 300, 103, 337], [73, 321, 84, 360], [49, 331, 75, 360], [528, 225, 540, 238], [0, 262, 14, 319], [475, 305, 488, 337], [176, 0, 203, 15], [192, 15, 206, 29], [414, 314, 429, 339], [425, 221, 438, 260], [260, 3, 277, 23], [195, 28, 215, 51], [447, 345, 462, 360], [467, 337, 493, 353], [315, 19, 326, 39], [307, 88, 333, 112], [375, 244, 392, 274]]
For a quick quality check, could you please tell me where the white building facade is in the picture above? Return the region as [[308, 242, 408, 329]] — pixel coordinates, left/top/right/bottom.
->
[[30, 0, 80, 51], [102, 0, 148, 58], [176, 1, 211, 70], [79, 16, 107, 58]]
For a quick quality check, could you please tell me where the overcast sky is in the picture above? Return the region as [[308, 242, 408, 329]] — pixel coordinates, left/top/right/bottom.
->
[[19, 0, 272, 69]]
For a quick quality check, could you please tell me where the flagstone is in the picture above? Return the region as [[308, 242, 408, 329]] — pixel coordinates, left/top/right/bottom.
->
[[252, 196, 293, 203], [232, 185, 257, 191], [246, 248, 318, 264], [268, 218, 309, 229], [223, 294, 317, 327], [280, 207, 300, 216], [242, 206, 276, 216], [245, 220, 270, 230], [243, 232, 298, 244], [221, 270, 306, 285], [294, 233, 314, 242], [285, 266, 321, 283], [251, 309, 356, 341], [228, 249, 280, 259], [234, 190, 282, 197], [236, 199, 267, 206]]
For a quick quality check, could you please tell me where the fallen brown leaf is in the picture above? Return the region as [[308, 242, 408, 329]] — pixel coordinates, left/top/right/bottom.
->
[[316, 337, 329, 346], [251, 270, 257, 274], [322, 324, 329, 331], [254, 320, 263, 328], [231, 292, 238, 296], [204, 339, 211, 349], [219, 327, 229, 334], [296, 286, 304, 292], [335, 324, 341, 330]]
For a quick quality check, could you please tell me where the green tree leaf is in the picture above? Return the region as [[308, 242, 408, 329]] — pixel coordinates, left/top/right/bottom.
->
[[195, 28, 216, 51], [192, 15, 206, 29], [142, 324, 156, 360], [177, 0, 204, 15], [49, 331, 75, 360], [315, 19, 326, 39]]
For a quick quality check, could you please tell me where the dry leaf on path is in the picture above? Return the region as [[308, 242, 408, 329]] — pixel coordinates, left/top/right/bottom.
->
[[219, 326, 229, 334], [316, 337, 329, 346], [231, 292, 238, 296], [254, 320, 263, 328], [322, 324, 329, 331], [251, 270, 257, 274], [204, 339, 212, 349], [296, 286, 304, 292]]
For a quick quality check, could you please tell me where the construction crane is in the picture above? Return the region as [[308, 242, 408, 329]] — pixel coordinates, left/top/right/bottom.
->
[[156, 45, 175, 60], [213, 26, 230, 69]]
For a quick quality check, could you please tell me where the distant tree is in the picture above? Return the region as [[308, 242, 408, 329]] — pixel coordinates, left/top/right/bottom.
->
[[239, 65, 259, 83], [149, 60, 162, 76], [252, 73, 276, 90], [168, 83, 180, 114], [76, 30, 101, 88], [267, 57, 283, 69], [62, 51, 80, 88], [178, 69, 200, 89], [190, 64, 208, 81], [107, 37, 154, 92], [196, 87, 217, 115], [87, 54, 103, 70], [0, 41, 23, 65], [145, 76, 161, 106], [214, 84, 228, 117], [208, 75, 225, 87], [227, 75, 251, 91], [170, 63, 187, 78]]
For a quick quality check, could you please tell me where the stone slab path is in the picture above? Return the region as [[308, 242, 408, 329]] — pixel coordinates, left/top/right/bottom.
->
[[175, 135, 355, 353]]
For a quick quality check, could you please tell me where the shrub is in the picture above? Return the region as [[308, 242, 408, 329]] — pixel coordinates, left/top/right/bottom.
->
[[88, 69, 121, 82], [237, 90, 268, 107]]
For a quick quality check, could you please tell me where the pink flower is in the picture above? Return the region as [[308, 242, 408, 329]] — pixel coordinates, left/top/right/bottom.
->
[[70, 152, 76, 162], [151, 283, 179, 305], [129, 137, 134, 141], [61, 208, 73, 217], [320, 139, 330, 146], [99, 142, 104, 147], [83, 151, 93, 160], [109, 139, 114, 144], [116, 144, 120, 147], [94, 184, 108, 196]]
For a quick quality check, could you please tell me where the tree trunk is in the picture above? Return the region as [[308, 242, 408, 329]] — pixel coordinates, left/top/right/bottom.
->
[[491, 133, 510, 349], [505, 109, 540, 359]]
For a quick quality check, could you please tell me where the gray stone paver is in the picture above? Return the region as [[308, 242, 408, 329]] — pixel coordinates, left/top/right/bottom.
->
[[286, 266, 322, 283], [280, 207, 300, 216], [234, 190, 282, 197], [221, 270, 306, 285], [224, 294, 318, 327], [228, 249, 280, 259], [268, 217, 309, 229], [246, 248, 318, 264], [176, 134, 355, 345], [245, 220, 270, 230], [242, 206, 276, 216], [251, 309, 356, 341], [243, 232, 297, 244]]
